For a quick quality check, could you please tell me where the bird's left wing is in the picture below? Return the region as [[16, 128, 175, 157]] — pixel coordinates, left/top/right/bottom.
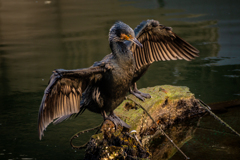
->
[[131, 20, 199, 70], [38, 63, 111, 140]]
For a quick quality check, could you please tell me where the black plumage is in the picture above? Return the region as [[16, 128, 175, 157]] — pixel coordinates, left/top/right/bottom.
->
[[38, 19, 199, 140], [129, 20, 199, 101], [38, 21, 142, 140]]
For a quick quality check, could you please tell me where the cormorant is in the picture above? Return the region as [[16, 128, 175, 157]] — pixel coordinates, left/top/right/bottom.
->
[[38, 21, 142, 140], [100, 20, 199, 101], [38, 20, 199, 140], [128, 20, 199, 101]]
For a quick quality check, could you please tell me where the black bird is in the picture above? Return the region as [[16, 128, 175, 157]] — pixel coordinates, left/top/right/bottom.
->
[[38, 20, 199, 139], [38, 21, 142, 140], [128, 20, 199, 101]]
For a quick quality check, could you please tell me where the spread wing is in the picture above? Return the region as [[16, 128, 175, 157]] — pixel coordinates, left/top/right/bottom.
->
[[38, 64, 109, 140], [131, 20, 199, 70]]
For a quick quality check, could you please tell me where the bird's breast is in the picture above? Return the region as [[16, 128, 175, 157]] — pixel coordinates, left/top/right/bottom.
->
[[101, 58, 135, 97]]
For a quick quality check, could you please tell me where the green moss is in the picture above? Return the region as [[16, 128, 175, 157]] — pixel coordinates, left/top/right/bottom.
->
[[115, 85, 196, 132], [85, 85, 204, 160], [85, 125, 150, 159], [91, 132, 104, 141]]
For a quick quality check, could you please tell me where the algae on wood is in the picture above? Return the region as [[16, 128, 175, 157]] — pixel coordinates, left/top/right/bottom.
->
[[115, 85, 205, 138], [83, 85, 206, 159], [84, 120, 150, 160]]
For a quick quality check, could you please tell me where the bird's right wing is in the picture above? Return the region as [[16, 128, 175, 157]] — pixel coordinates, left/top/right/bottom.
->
[[131, 20, 199, 70], [38, 63, 111, 140]]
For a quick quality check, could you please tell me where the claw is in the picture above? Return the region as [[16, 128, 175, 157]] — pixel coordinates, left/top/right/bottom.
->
[[130, 90, 145, 101], [104, 112, 131, 130], [105, 116, 119, 131], [130, 83, 151, 101]]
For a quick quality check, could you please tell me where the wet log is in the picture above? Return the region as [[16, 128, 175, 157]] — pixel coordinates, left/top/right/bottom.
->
[[83, 85, 206, 159], [84, 121, 151, 160], [115, 85, 206, 138]]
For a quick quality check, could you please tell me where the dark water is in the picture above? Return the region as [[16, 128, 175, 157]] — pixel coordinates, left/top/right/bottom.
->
[[0, 0, 240, 159]]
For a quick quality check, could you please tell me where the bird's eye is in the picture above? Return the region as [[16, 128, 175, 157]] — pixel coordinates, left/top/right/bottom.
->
[[127, 34, 130, 37]]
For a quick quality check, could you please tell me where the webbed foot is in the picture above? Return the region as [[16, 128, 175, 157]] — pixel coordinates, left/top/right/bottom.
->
[[130, 83, 151, 101]]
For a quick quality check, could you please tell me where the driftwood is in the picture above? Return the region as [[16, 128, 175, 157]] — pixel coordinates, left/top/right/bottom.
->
[[84, 121, 150, 160], [75, 85, 207, 159], [115, 85, 206, 138], [70, 85, 240, 159]]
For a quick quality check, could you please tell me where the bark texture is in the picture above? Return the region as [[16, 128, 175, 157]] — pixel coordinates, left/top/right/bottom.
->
[[84, 85, 206, 159]]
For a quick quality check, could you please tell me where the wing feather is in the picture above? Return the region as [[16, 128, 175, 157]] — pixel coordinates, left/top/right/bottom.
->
[[144, 34, 151, 63], [152, 42, 161, 61], [169, 42, 191, 61], [161, 41, 177, 60], [159, 41, 171, 61], [141, 43, 148, 65], [150, 42, 158, 61], [133, 47, 140, 69], [156, 43, 166, 61], [38, 65, 108, 140], [142, 42, 148, 65], [175, 38, 198, 57], [131, 19, 199, 70], [166, 43, 181, 60], [137, 46, 144, 68], [147, 41, 155, 62]]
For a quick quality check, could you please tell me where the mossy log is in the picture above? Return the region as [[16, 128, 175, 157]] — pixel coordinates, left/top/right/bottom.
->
[[83, 85, 206, 159], [84, 121, 151, 160], [115, 85, 205, 137]]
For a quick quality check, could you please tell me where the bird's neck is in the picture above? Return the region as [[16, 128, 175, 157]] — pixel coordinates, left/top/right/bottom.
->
[[110, 40, 135, 70], [110, 41, 130, 58]]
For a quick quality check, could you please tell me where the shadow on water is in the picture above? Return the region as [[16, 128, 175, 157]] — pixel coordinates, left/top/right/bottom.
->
[[0, 0, 240, 159]]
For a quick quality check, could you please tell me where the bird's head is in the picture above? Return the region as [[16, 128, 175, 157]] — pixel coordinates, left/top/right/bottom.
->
[[109, 21, 142, 48]]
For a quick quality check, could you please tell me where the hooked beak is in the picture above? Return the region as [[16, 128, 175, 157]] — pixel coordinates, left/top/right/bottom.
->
[[131, 38, 143, 48]]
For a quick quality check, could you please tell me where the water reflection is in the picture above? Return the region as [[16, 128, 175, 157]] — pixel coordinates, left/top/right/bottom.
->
[[149, 117, 199, 160], [123, 0, 165, 9], [148, 106, 240, 160], [0, 0, 240, 159]]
